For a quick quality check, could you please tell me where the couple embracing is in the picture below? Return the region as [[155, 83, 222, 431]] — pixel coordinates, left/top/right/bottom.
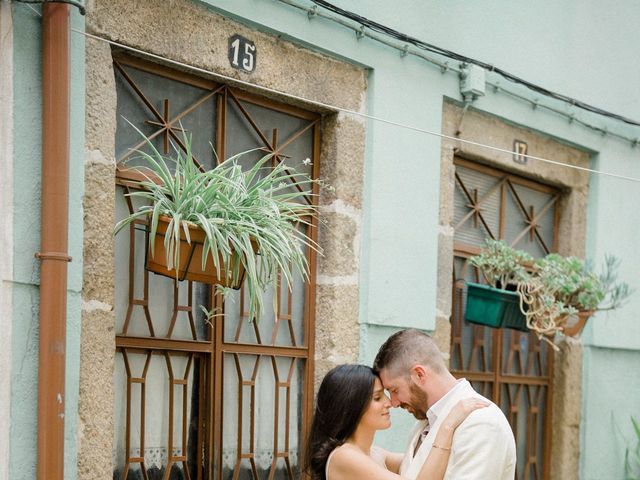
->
[[305, 329, 516, 480]]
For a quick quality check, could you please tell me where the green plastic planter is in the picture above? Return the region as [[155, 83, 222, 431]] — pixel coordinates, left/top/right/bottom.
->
[[500, 297, 529, 332], [465, 282, 528, 331]]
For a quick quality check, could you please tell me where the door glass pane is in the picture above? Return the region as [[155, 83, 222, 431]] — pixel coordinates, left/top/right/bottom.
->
[[221, 353, 303, 479], [115, 62, 217, 170], [113, 351, 204, 479], [504, 182, 557, 256], [454, 166, 502, 245], [224, 254, 308, 347], [114, 186, 210, 341], [451, 256, 495, 373], [217, 95, 314, 479], [113, 60, 218, 480]]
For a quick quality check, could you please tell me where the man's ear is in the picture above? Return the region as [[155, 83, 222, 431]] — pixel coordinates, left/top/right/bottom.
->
[[409, 364, 428, 386]]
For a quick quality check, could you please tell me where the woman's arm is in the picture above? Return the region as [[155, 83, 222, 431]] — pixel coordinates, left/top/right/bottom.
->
[[415, 398, 489, 480]]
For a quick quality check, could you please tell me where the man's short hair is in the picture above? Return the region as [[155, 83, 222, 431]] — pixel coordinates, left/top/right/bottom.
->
[[373, 328, 447, 378]]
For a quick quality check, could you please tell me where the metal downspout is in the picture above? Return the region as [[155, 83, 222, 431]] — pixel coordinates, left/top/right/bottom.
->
[[37, 4, 71, 479]]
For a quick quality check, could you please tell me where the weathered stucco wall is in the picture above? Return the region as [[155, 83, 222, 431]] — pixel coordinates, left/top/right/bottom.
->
[[79, 0, 366, 475], [0, 3, 14, 479], [8, 9, 43, 477], [581, 346, 640, 479], [439, 101, 591, 479]]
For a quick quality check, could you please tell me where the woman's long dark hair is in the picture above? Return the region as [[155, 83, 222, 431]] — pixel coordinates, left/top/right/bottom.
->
[[304, 364, 377, 480]]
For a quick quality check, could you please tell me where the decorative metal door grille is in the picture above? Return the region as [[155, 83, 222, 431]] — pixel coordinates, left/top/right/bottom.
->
[[449, 158, 562, 480], [113, 55, 320, 480]]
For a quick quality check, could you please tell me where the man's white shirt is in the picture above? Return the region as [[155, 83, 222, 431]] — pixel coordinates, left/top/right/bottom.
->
[[399, 379, 516, 480]]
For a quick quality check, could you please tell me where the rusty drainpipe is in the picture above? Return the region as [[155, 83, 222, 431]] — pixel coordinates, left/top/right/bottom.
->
[[36, 3, 71, 480]]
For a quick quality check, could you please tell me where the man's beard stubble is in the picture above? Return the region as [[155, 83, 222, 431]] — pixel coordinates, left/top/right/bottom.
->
[[401, 383, 429, 420]]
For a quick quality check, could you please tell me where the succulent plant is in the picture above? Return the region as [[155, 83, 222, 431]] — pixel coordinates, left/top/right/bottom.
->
[[469, 239, 533, 289], [469, 240, 633, 344]]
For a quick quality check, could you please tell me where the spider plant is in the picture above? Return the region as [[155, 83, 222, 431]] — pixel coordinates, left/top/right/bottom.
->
[[114, 126, 320, 322]]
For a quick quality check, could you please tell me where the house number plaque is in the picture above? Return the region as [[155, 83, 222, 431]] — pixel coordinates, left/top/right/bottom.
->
[[513, 140, 528, 165], [228, 34, 256, 73]]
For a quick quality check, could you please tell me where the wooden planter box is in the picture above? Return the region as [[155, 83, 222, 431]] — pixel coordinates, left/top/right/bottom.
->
[[146, 216, 255, 288], [465, 282, 528, 331]]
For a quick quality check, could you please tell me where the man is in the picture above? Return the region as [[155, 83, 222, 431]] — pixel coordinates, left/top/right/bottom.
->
[[373, 329, 516, 479]]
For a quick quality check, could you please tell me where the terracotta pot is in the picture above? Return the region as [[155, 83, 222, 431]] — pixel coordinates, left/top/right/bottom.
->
[[146, 215, 257, 287], [561, 310, 593, 337]]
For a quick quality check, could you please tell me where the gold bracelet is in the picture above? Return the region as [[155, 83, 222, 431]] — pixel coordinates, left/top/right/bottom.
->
[[432, 444, 451, 451]]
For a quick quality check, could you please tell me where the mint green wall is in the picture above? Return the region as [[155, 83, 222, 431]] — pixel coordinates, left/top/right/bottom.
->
[[201, 1, 640, 474], [10, 4, 84, 479], [581, 347, 640, 479], [201, 0, 453, 333], [579, 145, 640, 478]]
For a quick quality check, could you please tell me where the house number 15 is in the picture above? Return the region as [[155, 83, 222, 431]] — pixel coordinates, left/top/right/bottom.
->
[[228, 34, 257, 73]]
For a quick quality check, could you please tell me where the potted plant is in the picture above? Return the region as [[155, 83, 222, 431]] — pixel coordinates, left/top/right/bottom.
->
[[520, 254, 632, 338], [114, 129, 320, 321], [465, 239, 533, 331]]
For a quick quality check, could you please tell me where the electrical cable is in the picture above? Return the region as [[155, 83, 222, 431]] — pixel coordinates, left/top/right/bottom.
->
[[69, 29, 640, 184], [282, 0, 638, 146], [13, 0, 85, 15], [15, 3, 640, 183], [308, 0, 640, 128], [17, 0, 640, 145]]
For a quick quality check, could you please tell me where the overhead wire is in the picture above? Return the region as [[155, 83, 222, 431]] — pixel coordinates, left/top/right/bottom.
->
[[307, 0, 640, 128], [16, 1, 640, 147], [72, 29, 640, 184], [280, 0, 639, 146], [13, 0, 85, 15], [15, 2, 640, 183]]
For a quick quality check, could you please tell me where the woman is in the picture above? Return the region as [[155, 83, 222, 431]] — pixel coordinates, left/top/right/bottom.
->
[[305, 364, 488, 480]]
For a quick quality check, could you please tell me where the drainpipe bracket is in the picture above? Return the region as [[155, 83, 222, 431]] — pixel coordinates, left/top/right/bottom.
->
[[35, 251, 72, 262]]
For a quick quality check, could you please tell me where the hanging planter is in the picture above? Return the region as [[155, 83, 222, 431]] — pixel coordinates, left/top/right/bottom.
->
[[146, 215, 257, 288], [114, 124, 321, 321], [501, 293, 529, 332], [522, 254, 632, 343], [468, 240, 633, 346], [465, 240, 533, 331], [465, 282, 527, 330]]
